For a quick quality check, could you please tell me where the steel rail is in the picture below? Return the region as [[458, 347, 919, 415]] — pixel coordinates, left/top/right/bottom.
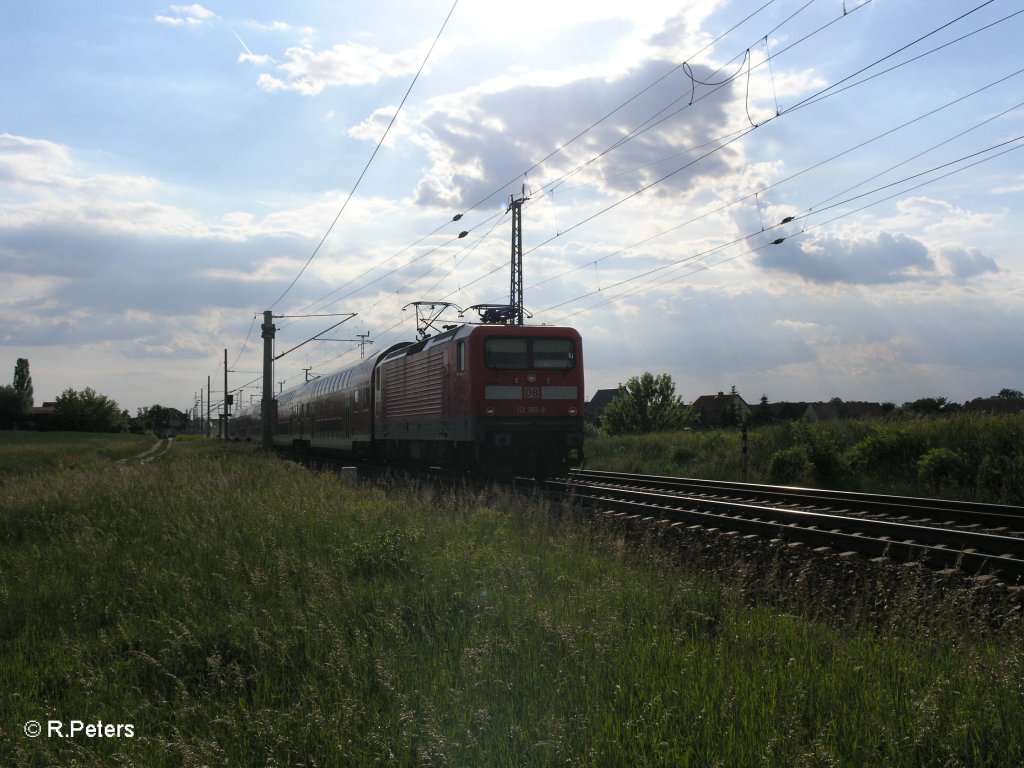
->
[[568, 468, 1024, 530], [555, 476, 1024, 582]]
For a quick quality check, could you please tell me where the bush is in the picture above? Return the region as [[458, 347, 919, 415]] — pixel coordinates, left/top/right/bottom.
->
[[768, 446, 812, 485], [846, 429, 923, 480], [917, 448, 971, 491], [671, 444, 695, 466]]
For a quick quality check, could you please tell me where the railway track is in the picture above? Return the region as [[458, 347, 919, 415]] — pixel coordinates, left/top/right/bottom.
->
[[553, 469, 1024, 583]]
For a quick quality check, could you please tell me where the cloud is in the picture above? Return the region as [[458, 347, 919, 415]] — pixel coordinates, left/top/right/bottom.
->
[[0, 133, 75, 188], [256, 40, 447, 95], [155, 3, 216, 26], [238, 52, 274, 66], [755, 230, 938, 284], [940, 246, 999, 279], [245, 19, 290, 32], [403, 57, 745, 211]]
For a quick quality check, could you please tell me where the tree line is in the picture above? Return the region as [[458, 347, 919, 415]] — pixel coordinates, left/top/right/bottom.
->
[[596, 372, 1024, 436], [0, 358, 182, 433]]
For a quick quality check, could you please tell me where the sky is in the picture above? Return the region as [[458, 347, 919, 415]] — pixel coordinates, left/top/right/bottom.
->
[[1, 0, 1022, 416]]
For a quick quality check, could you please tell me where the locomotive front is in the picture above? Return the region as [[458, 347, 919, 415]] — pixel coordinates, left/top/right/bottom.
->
[[463, 324, 584, 475]]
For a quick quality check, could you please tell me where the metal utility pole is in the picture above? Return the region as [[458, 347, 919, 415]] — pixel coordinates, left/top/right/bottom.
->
[[207, 376, 211, 438], [508, 187, 528, 326], [261, 310, 275, 450], [223, 349, 229, 441]]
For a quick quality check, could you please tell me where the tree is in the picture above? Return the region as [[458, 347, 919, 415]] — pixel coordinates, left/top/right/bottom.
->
[[0, 385, 29, 429], [997, 388, 1023, 399], [54, 387, 122, 432], [902, 396, 959, 415], [133, 404, 182, 435], [601, 372, 690, 435], [750, 394, 775, 426], [13, 358, 33, 408]]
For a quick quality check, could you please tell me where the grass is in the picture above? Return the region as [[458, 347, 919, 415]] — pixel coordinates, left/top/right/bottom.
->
[[0, 431, 154, 476], [1, 436, 1022, 765], [587, 413, 1024, 505]]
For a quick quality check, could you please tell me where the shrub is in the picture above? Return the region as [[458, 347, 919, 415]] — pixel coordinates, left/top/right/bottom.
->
[[768, 446, 812, 485], [671, 444, 695, 466], [846, 428, 923, 480], [917, 447, 971, 491]]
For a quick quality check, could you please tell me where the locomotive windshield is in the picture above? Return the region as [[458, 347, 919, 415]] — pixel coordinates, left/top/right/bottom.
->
[[485, 337, 575, 370]]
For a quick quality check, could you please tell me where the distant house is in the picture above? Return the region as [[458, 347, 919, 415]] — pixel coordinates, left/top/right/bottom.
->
[[28, 402, 58, 431], [585, 388, 620, 425], [962, 397, 1024, 416], [803, 401, 885, 422], [692, 391, 750, 427], [769, 402, 810, 421]]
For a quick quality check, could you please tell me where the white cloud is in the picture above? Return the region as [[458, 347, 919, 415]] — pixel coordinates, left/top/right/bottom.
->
[[155, 3, 216, 26], [238, 52, 274, 66], [256, 40, 450, 95], [245, 19, 290, 32]]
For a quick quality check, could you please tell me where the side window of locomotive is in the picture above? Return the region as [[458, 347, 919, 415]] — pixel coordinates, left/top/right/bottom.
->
[[533, 338, 575, 370], [485, 337, 528, 369], [456, 340, 465, 372]]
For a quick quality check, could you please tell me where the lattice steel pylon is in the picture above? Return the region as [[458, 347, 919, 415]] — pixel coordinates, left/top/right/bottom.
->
[[508, 187, 528, 326]]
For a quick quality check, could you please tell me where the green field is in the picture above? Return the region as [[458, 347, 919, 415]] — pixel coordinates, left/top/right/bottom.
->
[[0, 431, 154, 476], [1, 435, 1022, 766], [586, 413, 1024, 505]]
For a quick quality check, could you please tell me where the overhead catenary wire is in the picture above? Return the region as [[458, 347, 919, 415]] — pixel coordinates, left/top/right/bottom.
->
[[544, 135, 1024, 323], [262, 0, 875, 373], [266, 0, 460, 311], [276, 0, 789, 328], [523, 66, 1024, 295], [246, 2, 1020, 392], [232, 0, 880, 375], [464, 7, 1023, 310]]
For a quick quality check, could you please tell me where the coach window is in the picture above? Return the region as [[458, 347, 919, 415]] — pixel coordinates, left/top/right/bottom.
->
[[485, 337, 528, 369], [533, 338, 575, 370], [457, 340, 465, 372]]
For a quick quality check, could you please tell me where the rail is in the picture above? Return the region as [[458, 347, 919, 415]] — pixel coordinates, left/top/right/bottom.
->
[[553, 469, 1024, 582]]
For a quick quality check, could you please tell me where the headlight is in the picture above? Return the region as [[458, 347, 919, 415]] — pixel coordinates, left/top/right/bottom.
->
[[568, 407, 578, 416], [485, 407, 496, 416]]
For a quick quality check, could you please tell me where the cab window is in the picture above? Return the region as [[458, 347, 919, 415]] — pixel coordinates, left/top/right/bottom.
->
[[533, 338, 574, 370], [484, 337, 575, 370], [485, 338, 528, 369]]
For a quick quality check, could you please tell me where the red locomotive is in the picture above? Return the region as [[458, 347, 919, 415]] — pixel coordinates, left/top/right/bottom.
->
[[230, 323, 584, 475]]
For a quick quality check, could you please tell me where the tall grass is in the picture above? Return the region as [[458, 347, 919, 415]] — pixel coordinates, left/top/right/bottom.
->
[[0, 431, 154, 476], [587, 413, 1024, 504], [1, 440, 1022, 765]]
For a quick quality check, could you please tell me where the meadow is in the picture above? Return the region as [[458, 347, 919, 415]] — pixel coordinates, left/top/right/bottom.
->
[[1, 434, 1022, 766], [0, 430, 153, 476], [586, 412, 1024, 505]]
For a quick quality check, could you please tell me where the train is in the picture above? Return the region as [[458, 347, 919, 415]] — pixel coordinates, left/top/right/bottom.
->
[[229, 323, 585, 476]]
